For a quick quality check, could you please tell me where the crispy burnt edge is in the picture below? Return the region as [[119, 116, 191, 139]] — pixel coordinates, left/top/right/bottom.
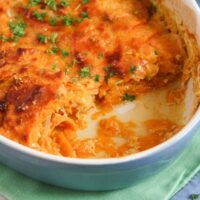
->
[[0, 70, 65, 144]]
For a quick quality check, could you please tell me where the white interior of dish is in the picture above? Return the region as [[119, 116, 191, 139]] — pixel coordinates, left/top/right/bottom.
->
[[78, 0, 200, 141], [78, 84, 185, 140], [0, 0, 199, 164]]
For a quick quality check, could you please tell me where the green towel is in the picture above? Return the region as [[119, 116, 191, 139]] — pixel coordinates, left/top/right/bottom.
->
[[0, 130, 200, 200]]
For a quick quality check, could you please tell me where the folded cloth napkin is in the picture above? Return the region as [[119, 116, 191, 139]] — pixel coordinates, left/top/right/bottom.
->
[[0, 130, 200, 200], [172, 171, 200, 200]]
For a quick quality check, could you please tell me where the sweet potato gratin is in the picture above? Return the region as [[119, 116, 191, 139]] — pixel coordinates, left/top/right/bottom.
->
[[0, 0, 199, 158]]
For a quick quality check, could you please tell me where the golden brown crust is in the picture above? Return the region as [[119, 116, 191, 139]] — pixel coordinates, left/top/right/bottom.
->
[[0, 0, 198, 158]]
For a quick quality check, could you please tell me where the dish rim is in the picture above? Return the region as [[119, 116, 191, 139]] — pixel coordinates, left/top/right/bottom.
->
[[0, 0, 199, 166]]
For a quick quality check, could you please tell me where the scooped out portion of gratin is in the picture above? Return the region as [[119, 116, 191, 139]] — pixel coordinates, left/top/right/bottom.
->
[[0, 0, 199, 158]]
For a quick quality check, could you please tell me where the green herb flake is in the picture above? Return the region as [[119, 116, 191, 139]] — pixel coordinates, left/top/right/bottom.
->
[[60, 0, 70, 7], [81, 0, 90, 4], [122, 93, 136, 102], [0, 34, 5, 42], [76, 18, 83, 23], [65, 68, 70, 75], [0, 35, 3, 41], [37, 34, 48, 44], [9, 20, 27, 38], [80, 67, 91, 78], [129, 66, 137, 74], [190, 194, 200, 200], [49, 46, 59, 54], [61, 49, 69, 57], [49, 17, 57, 26], [33, 11, 47, 21], [104, 65, 114, 79], [52, 64, 57, 70], [62, 15, 75, 26], [45, 0, 57, 11], [29, 0, 42, 6], [80, 11, 89, 19], [6, 37, 18, 42], [94, 74, 100, 82]]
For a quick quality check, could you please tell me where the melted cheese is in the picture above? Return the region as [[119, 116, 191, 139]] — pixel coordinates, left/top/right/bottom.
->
[[0, 0, 197, 158]]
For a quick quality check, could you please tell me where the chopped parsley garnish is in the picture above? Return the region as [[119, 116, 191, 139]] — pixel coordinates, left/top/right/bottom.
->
[[65, 68, 70, 75], [122, 93, 136, 102], [49, 46, 59, 54], [80, 67, 91, 78], [49, 17, 57, 26], [62, 15, 75, 26], [45, 0, 57, 11], [33, 11, 47, 21], [129, 66, 137, 74], [0, 34, 5, 42], [6, 37, 16, 42], [60, 0, 70, 7], [61, 49, 69, 57], [190, 194, 200, 200], [29, 0, 42, 6], [52, 64, 57, 70], [81, 0, 90, 4], [37, 34, 48, 43], [50, 32, 58, 43], [80, 11, 89, 19], [94, 74, 100, 82], [9, 20, 27, 40]]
